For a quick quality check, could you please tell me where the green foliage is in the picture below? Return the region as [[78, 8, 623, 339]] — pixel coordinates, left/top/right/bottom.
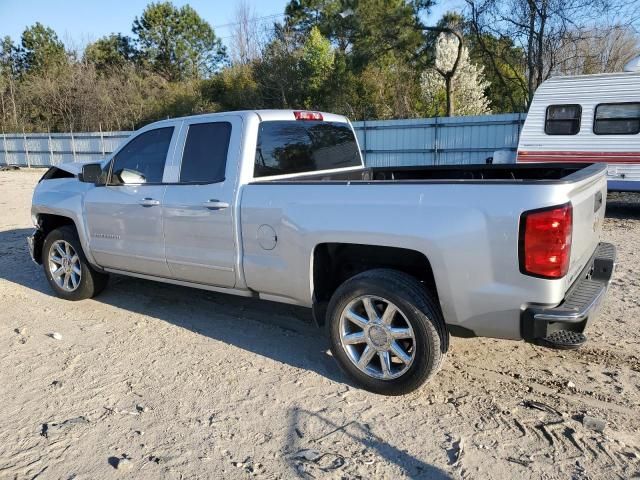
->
[[285, 0, 432, 68], [1, 1, 544, 134], [142, 79, 214, 123], [350, 0, 427, 70], [247, 26, 336, 110], [285, 0, 358, 52], [281, 0, 434, 118], [0, 36, 22, 129], [132, 1, 227, 81], [0, 37, 21, 76], [358, 52, 425, 119], [201, 63, 262, 111], [13, 61, 211, 132], [467, 34, 527, 113], [21, 22, 66, 73], [255, 31, 303, 108], [300, 27, 335, 108], [84, 34, 136, 73], [285, 0, 328, 34]]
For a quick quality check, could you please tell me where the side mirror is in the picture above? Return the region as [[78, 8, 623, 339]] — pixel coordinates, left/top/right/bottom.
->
[[80, 163, 105, 185]]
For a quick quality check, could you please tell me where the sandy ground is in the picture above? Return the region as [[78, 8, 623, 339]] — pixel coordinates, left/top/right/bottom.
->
[[0, 169, 639, 480]]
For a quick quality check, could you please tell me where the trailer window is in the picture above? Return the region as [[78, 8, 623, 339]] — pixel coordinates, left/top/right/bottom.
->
[[545, 105, 581, 135], [594, 103, 640, 135]]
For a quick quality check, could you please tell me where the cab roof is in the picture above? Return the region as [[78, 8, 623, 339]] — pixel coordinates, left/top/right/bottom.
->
[[145, 110, 351, 129]]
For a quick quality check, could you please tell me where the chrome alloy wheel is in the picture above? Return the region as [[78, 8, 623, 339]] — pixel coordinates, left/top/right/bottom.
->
[[48, 240, 81, 292], [339, 295, 416, 380]]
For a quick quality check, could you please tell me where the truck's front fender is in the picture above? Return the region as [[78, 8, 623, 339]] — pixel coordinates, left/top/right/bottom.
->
[[31, 178, 99, 268]]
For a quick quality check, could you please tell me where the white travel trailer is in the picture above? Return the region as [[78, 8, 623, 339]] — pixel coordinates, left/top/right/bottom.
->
[[517, 57, 640, 191]]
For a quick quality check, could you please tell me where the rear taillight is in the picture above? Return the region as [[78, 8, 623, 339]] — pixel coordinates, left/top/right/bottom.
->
[[519, 203, 572, 279], [294, 110, 323, 121]]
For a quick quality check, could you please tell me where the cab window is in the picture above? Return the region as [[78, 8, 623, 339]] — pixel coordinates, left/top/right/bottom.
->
[[254, 121, 361, 178], [109, 127, 174, 185], [179, 122, 231, 183]]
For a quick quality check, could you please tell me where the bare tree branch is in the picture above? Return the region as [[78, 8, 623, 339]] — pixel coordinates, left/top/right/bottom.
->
[[465, 0, 639, 107]]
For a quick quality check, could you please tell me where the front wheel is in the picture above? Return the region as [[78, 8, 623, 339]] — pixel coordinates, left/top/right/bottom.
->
[[327, 269, 448, 395], [42, 226, 108, 301]]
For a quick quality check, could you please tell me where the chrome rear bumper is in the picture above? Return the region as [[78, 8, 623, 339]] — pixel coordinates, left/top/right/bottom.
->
[[521, 242, 616, 340]]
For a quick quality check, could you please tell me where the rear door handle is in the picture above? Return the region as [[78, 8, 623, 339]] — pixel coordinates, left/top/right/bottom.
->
[[202, 199, 230, 210], [139, 197, 160, 207]]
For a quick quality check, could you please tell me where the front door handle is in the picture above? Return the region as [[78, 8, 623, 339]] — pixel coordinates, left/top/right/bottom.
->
[[202, 199, 229, 210], [139, 197, 160, 207]]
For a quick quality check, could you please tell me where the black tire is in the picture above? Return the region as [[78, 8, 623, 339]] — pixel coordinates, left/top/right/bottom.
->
[[42, 225, 108, 301], [327, 269, 448, 395]]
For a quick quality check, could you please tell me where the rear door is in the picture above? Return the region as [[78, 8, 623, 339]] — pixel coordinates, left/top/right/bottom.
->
[[162, 115, 241, 287], [84, 125, 178, 277]]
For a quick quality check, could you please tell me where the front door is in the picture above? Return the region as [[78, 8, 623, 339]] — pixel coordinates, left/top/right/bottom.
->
[[84, 125, 177, 277], [162, 116, 240, 287]]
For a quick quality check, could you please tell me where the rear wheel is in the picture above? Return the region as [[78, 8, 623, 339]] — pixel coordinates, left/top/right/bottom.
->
[[43, 226, 108, 300], [327, 269, 448, 395]]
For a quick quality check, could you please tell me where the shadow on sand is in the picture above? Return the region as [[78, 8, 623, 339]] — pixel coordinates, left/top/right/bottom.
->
[[0, 228, 346, 383], [1, 226, 452, 478], [605, 192, 640, 220]]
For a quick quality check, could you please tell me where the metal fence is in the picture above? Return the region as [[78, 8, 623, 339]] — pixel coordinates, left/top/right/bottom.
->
[[0, 130, 131, 167], [0, 113, 526, 168], [352, 113, 526, 167]]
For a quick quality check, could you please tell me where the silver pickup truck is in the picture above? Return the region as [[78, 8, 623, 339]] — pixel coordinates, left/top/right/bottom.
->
[[28, 110, 616, 395]]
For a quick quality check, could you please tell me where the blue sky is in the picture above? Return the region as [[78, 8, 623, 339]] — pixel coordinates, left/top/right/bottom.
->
[[0, 0, 464, 50]]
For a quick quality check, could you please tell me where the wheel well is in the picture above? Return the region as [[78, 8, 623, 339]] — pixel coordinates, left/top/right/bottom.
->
[[32, 214, 77, 263], [312, 243, 438, 325]]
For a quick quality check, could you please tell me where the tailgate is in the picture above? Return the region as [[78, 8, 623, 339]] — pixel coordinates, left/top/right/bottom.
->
[[565, 167, 608, 287]]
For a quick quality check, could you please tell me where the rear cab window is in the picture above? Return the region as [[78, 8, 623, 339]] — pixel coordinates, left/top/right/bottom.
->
[[594, 103, 640, 135], [545, 104, 581, 135], [254, 120, 361, 178]]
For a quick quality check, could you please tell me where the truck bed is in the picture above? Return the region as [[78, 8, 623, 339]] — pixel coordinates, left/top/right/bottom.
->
[[242, 159, 607, 339], [257, 163, 604, 184]]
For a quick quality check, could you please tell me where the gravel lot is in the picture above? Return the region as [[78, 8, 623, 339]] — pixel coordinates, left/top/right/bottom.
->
[[1, 169, 639, 479]]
